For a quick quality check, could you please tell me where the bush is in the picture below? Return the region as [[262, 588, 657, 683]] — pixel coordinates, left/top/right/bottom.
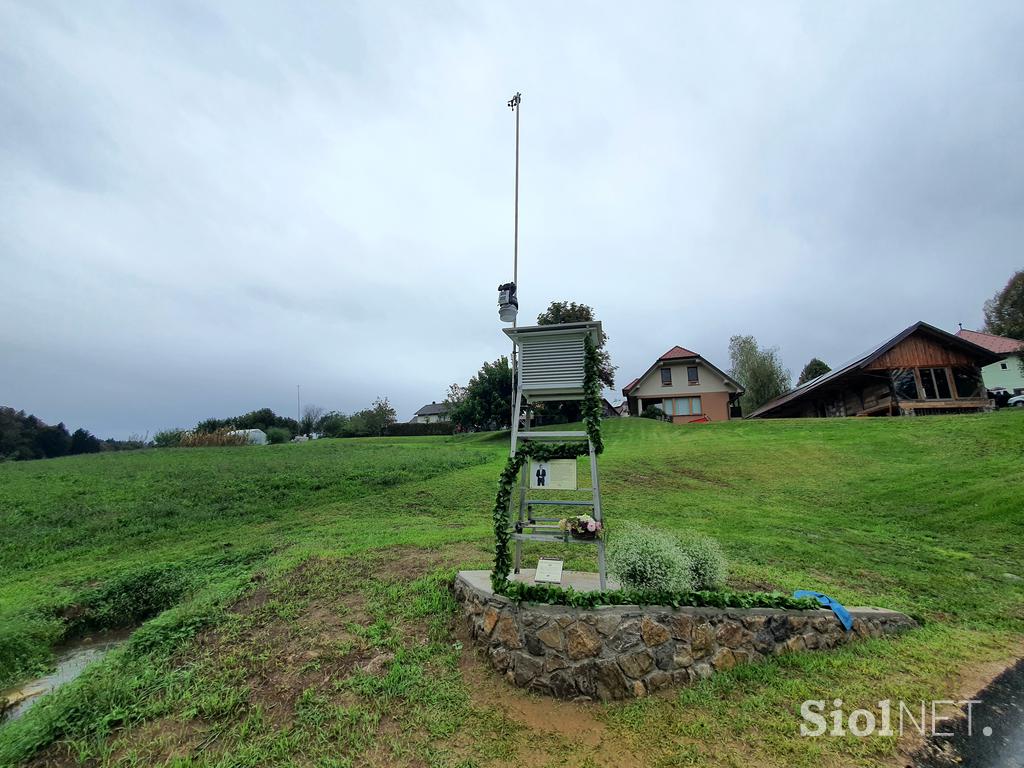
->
[[61, 564, 191, 636], [676, 534, 728, 590], [607, 523, 693, 591], [0, 616, 61, 688], [265, 427, 291, 444], [153, 429, 184, 448], [641, 405, 666, 420], [385, 422, 454, 437]]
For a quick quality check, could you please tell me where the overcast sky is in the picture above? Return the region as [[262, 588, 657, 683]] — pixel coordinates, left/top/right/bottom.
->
[[2, 2, 1022, 438]]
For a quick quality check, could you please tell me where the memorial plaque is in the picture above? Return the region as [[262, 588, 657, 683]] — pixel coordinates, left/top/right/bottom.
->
[[529, 459, 577, 490], [535, 557, 563, 584]]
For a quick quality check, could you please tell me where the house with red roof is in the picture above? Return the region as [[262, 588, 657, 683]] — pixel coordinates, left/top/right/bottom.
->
[[955, 328, 1024, 395], [621, 346, 745, 422]]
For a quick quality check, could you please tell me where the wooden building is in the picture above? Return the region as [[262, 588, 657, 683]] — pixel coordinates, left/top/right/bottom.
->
[[748, 322, 1002, 419]]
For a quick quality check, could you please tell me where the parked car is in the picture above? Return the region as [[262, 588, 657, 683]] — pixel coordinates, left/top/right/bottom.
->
[[1009, 394, 1024, 407]]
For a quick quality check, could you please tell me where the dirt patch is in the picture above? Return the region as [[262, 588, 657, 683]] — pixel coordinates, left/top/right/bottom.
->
[[372, 542, 491, 582], [457, 632, 645, 767], [192, 557, 391, 728]]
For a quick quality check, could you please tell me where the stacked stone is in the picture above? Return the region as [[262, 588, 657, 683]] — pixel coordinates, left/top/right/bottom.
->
[[455, 575, 915, 701]]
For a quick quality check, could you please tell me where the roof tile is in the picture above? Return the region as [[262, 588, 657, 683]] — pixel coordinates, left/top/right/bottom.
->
[[659, 345, 699, 360], [955, 329, 1024, 354]]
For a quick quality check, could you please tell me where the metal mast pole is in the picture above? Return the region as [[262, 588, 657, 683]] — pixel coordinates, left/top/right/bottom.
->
[[511, 92, 520, 295], [508, 92, 521, 434]]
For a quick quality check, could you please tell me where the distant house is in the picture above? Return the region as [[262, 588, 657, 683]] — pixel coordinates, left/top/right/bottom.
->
[[601, 398, 620, 418], [955, 328, 1024, 396], [748, 321, 1001, 419], [413, 401, 449, 424], [621, 346, 744, 423]]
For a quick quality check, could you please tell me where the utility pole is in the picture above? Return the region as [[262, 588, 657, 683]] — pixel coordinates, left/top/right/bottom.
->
[[297, 385, 301, 426], [507, 91, 521, 433]]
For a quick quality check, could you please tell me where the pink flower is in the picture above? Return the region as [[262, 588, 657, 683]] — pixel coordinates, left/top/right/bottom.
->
[[587, 521, 597, 532]]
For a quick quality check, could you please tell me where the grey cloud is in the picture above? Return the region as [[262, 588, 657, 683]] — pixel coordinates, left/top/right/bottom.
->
[[2, 1, 1022, 437]]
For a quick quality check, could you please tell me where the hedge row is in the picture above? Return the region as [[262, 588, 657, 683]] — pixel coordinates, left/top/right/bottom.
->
[[385, 421, 455, 437]]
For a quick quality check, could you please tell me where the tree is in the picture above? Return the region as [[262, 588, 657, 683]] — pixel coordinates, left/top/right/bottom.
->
[[0, 408, 41, 460], [300, 404, 325, 436], [196, 408, 299, 436], [68, 428, 101, 455], [364, 397, 397, 437], [448, 356, 513, 432], [728, 335, 791, 415], [35, 423, 71, 458], [316, 411, 349, 438], [983, 270, 1024, 341], [443, 382, 467, 409], [797, 358, 831, 386], [536, 301, 616, 388]]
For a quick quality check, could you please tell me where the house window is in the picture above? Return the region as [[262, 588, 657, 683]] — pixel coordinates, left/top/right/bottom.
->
[[952, 367, 984, 399], [892, 369, 918, 400], [687, 366, 699, 385], [662, 397, 702, 416], [919, 368, 951, 400], [660, 367, 672, 386], [1001, 363, 1009, 370]]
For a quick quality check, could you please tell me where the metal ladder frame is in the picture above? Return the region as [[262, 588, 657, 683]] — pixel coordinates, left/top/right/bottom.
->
[[509, 387, 607, 589]]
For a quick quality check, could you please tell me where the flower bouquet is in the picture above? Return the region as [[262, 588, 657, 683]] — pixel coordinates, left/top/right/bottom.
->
[[559, 514, 603, 540]]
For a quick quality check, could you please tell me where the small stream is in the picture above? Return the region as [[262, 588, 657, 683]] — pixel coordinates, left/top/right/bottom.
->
[[0, 630, 130, 725]]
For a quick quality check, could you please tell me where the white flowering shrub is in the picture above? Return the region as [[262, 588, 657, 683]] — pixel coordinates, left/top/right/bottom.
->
[[676, 534, 728, 590], [607, 523, 694, 592]]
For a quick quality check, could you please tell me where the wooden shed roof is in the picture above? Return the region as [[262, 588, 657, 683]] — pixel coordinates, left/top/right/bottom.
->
[[747, 321, 1003, 419]]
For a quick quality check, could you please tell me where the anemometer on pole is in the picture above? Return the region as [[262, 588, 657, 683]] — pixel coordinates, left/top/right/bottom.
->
[[498, 92, 523, 431], [496, 91, 608, 589]]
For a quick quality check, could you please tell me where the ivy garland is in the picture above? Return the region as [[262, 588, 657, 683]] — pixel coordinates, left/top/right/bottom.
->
[[501, 581, 822, 611], [581, 334, 604, 455], [491, 334, 605, 592]]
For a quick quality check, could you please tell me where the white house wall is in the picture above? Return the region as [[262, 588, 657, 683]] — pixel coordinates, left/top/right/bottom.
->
[[631, 359, 740, 398]]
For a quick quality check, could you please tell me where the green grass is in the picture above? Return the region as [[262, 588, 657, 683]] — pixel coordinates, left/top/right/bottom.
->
[[1, 413, 1022, 767]]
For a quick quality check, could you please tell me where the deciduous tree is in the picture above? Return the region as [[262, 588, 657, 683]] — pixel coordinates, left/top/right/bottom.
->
[[448, 357, 513, 432], [364, 397, 397, 437], [300, 404, 325, 436], [983, 269, 1024, 341], [536, 301, 615, 388], [728, 335, 791, 415]]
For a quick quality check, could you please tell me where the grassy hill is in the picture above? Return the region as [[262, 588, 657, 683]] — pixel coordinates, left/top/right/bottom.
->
[[1, 413, 1022, 767]]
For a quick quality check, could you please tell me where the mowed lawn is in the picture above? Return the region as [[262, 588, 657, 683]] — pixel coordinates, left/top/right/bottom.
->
[[1, 413, 1022, 767]]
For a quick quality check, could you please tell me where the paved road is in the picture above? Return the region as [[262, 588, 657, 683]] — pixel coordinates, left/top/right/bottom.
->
[[915, 658, 1024, 768]]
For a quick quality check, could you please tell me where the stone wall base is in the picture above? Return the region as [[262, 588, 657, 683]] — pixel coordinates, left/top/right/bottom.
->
[[455, 570, 916, 701]]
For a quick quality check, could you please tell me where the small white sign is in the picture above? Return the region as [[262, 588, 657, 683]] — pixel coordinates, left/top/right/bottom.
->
[[534, 557, 564, 584], [529, 459, 577, 490]]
